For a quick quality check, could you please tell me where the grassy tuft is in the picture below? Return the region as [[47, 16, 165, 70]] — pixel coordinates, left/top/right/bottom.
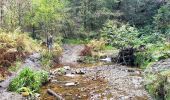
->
[[8, 68, 48, 94]]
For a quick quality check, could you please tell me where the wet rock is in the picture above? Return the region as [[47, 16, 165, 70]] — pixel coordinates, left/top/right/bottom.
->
[[63, 66, 71, 70], [35, 93, 40, 98], [0, 90, 24, 100], [65, 82, 79, 86], [65, 74, 76, 77], [75, 69, 86, 75], [100, 57, 112, 62], [50, 68, 67, 76], [146, 59, 170, 73], [28, 53, 41, 63], [119, 96, 130, 100], [127, 69, 135, 72], [51, 80, 58, 83]]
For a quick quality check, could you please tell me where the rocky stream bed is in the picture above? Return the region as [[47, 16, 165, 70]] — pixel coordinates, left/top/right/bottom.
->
[[0, 44, 153, 100]]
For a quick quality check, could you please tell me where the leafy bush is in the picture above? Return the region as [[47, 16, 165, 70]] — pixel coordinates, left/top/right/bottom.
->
[[135, 43, 170, 68], [135, 51, 152, 68], [40, 43, 62, 69], [87, 39, 106, 51], [8, 68, 48, 94], [40, 50, 53, 69], [80, 45, 92, 56], [101, 20, 141, 48], [81, 56, 98, 64], [52, 43, 63, 57], [154, 2, 170, 34], [0, 29, 41, 52]]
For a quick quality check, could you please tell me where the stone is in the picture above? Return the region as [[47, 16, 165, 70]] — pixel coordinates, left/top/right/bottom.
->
[[35, 93, 40, 98], [22, 92, 29, 97], [51, 80, 58, 83], [65, 82, 79, 86], [63, 66, 71, 70], [75, 69, 86, 75], [65, 74, 76, 77]]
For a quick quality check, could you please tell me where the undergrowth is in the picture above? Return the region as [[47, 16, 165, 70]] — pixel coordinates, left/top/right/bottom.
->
[[0, 29, 41, 53], [145, 70, 170, 100], [8, 68, 48, 95]]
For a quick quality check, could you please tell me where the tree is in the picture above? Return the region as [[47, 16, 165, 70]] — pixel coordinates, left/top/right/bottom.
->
[[154, 1, 170, 34], [67, 0, 116, 32], [0, 0, 4, 28], [120, 0, 161, 26]]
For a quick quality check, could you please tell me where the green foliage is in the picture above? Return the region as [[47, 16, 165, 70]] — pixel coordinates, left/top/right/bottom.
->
[[120, 0, 160, 25], [135, 43, 170, 68], [135, 51, 152, 68], [87, 39, 106, 51], [8, 68, 48, 94], [101, 20, 141, 48], [154, 2, 170, 34], [63, 38, 88, 45], [0, 30, 41, 52], [82, 56, 97, 64], [8, 61, 22, 72], [145, 71, 170, 100], [40, 50, 53, 70]]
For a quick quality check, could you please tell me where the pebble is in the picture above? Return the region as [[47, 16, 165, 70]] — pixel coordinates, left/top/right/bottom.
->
[[65, 74, 76, 78], [63, 66, 71, 70], [65, 82, 79, 86], [75, 69, 86, 75]]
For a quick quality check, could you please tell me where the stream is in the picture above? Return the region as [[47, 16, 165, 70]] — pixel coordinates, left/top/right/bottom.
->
[[0, 44, 152, 100], [40, 44, 152, 100]]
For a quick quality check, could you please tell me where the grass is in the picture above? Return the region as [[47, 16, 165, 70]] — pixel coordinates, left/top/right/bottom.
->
[[63, 38, 89, 45], [0, 30, 41, 53], [8, 68, 48, 94], [8, 61, 22, 72], [40, 50, 53, 70], [104, 45, 115, 50]]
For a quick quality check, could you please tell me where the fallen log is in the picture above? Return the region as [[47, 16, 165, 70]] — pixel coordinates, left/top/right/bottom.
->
[[47, 89, 64, 100]]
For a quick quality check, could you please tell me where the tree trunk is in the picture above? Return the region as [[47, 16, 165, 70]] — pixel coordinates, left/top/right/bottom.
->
[[0, 0, 4, 28]]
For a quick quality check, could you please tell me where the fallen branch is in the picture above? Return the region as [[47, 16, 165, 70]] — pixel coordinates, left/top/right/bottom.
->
[[47, 89, 64, 100]]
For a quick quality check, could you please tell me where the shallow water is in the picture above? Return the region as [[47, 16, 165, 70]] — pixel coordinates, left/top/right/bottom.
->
[[40, 71, 108, 100], [40, 62, 151, 100]]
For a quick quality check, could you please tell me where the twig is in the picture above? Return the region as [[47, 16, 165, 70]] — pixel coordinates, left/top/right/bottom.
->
[[47, 89, 64, 100]]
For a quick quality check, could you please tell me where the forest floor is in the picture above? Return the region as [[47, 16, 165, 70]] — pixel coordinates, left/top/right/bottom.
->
[[0, 44, 152, 100]]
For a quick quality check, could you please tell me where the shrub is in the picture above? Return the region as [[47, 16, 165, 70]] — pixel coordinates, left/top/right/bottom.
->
[[40, 43, 62, 69], [8, 68, 48, 94], [80, 45, 92, 56], [145, 71, 170, 100], [135, 51, 152, 68], [154, 3, 170, 34], [52, 43, 63, 57], [101, 20, 141, 48], [40, 50, 53, 70], [0, 30, 41, 53], [87, 39, 106, 51]]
